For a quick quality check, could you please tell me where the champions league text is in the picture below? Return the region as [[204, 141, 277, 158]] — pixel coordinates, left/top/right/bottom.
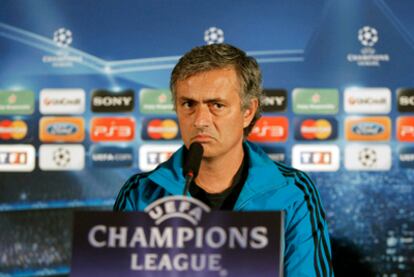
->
[[88, 225, 269, 272]]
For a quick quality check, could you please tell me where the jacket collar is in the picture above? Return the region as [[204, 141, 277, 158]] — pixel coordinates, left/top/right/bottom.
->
[[148, 141, 287, 206]]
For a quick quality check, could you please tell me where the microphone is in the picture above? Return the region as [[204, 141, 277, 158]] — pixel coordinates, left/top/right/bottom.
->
[[182, 142, 204, 196]]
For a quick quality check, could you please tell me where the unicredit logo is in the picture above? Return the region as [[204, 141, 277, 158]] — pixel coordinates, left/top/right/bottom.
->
[[39, 89, 85, 114], [348, 97, 387, 105], [344, 88, 391, 114], [43, 97, 81, 106], [91, 89, 134, 112]]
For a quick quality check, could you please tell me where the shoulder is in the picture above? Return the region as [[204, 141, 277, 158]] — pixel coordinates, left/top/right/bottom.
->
[[113, 171, 157, 211], [272, 160, 327, 217]]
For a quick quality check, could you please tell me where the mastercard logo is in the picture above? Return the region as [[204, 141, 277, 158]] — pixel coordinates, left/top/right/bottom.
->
[[294, 118, 337, 141], [300, 119, 332, 140], [144, 119, 179, 140], [0, 120, 28, 140]]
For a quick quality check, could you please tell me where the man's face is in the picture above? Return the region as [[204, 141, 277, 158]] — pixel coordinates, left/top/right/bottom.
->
[[175, 67, 257, 159]]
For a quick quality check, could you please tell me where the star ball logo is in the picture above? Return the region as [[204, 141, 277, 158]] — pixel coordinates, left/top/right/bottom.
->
[[358, 26, 378, 47], [142, 118, 180, 141], [345, 144, 391, 171], [39, 144, 85, 171], [53, 28, 73, 48], [204, 27, 224, 45], [347, 25, 390, 67]]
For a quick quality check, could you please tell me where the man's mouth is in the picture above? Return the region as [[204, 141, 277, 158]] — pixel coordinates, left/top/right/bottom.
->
[[192, 134, 214, 142]]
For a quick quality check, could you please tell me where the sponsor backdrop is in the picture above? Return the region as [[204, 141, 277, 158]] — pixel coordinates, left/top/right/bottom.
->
[[0, 0, 413, 275]]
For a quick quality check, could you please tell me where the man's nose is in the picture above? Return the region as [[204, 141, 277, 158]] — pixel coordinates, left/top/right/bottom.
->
[[193, 105, 212, 129]]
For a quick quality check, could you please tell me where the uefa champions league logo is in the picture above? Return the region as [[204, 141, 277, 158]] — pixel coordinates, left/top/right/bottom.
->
[[145, 196, 211, 225], [204, 27, 224, 45], [43, 27, 82, 67], [358, 26, 378, 47], [53, 28, 73, 48], [347, 25, 389, 66]]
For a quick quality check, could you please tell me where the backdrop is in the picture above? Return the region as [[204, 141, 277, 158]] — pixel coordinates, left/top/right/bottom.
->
[[0, 0, 413, 276]]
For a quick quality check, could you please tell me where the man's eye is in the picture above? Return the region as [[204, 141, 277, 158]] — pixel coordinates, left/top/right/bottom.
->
[[182, 101, 193, 108], [212, 103, 224, 109]]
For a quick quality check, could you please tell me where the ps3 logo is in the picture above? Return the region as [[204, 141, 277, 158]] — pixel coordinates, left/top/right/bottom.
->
[[90, 117, 135, 142], [248, 117, 288, 142]]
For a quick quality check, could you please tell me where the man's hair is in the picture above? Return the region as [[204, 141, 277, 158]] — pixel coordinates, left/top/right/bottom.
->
[[170, 43, 262, 137]]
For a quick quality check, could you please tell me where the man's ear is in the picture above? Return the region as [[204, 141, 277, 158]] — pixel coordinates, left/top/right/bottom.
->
[[243, 98, 259, 128]]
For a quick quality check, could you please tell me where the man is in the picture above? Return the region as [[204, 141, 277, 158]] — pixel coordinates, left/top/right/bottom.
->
[[114, 44, 333, 276]]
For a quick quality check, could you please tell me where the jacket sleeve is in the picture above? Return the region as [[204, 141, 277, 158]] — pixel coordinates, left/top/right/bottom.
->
[[113, 174, 140, 211], [283, 170, 334, 276]]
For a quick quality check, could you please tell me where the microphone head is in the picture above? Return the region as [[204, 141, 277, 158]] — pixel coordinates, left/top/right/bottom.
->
[[183, 142, 204, 178]]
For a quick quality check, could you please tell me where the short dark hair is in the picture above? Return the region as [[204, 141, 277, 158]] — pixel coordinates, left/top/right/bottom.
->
[[170, 43, 262, 136]]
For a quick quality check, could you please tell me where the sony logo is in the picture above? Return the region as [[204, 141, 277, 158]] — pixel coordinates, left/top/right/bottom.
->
[[93, 96, 133, 107], [399, 96, 414, 106], [261, 96, 285, 106]]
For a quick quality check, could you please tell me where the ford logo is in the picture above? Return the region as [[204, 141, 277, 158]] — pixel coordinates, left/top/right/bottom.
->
[[47, 123, 78, 135], [352, 122, 384, 135]]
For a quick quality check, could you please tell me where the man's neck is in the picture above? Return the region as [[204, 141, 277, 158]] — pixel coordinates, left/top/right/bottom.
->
[[194, 143, 244, 194]]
